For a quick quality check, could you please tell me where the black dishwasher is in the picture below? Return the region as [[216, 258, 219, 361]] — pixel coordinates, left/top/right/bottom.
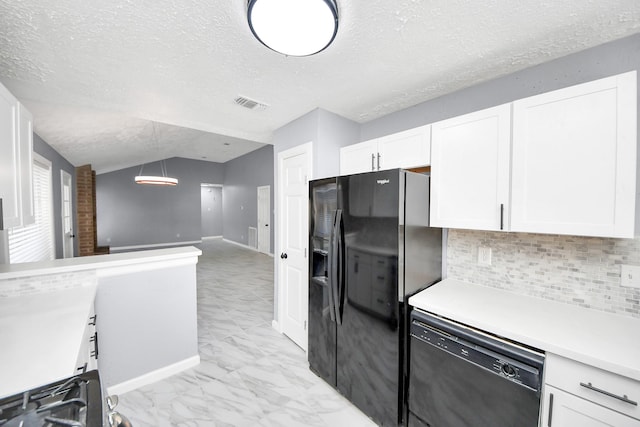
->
[[408, 309, 544, 427]]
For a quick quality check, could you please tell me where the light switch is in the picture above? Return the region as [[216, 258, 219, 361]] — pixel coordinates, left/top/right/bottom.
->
[[620, 265, 640, 289]]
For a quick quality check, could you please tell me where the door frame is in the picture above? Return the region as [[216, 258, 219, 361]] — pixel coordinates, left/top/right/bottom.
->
[[60, 169, 74, 258], [257, 185, 271, 254], [274, 142, 313, 344]]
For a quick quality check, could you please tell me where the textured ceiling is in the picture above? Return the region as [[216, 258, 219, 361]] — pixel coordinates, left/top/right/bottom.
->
[[0, 0, 639, 174]]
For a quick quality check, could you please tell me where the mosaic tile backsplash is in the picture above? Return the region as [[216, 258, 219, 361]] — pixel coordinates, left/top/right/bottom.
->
[[447, 229, 640, 318], [0, 270, 97, 298]]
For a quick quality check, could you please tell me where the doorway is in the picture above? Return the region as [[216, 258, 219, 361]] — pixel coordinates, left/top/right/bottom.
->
[[201, 184, 222, 238], [257, 185, 270, 254]]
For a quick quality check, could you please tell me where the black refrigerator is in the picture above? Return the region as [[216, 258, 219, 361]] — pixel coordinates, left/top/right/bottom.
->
[[308, 169, 442, 426]]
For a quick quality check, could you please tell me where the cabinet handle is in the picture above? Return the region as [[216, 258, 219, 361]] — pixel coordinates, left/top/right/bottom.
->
[[77, 363, 88, 374], [547, 392, 554, 426], [88, 315, 97, 326], [500, 204, 504, 230], [580, 382, 638, 406], [371, 154, 375, 171], [377, 153, 381, 170], [90, 332, 99, 359]]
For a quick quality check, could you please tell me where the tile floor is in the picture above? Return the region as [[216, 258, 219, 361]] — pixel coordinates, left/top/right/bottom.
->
[[118, 239, 377, 427]]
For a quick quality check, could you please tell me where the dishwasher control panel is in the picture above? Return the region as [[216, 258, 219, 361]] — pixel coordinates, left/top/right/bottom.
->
[[410, 310, 544, 392]]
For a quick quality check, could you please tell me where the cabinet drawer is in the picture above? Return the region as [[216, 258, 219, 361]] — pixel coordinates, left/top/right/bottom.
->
[[545, 353, 640, 420]]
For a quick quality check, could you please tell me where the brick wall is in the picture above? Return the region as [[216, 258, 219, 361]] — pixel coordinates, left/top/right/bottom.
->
[[76, 165, 95, 256]]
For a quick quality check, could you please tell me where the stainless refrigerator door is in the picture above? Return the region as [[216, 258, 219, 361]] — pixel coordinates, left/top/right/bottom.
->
[[336, 169, 402, 427], [308, 179, 338, 386]]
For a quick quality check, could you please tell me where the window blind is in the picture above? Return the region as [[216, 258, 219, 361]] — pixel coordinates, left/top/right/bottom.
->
[[8, 156, 55, 263]]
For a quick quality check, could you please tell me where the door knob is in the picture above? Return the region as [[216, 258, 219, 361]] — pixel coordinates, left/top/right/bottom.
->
[[280, 253, 288, 259]]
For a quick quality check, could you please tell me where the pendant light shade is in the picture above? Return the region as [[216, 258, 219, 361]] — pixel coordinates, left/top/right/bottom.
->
[[134, 174, 178, 186], [247, 0, 339, 56]]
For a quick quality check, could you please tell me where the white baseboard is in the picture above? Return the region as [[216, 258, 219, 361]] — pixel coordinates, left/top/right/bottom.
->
[[223, 238, 259, 252], [110, 241, 202, 253], [202, 236, 222, 240], [271, 319, 282, 333], [106, 355, 200, 396]]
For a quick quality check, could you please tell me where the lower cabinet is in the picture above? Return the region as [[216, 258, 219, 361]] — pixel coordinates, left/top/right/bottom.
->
[[543, 353, 640, 426], [75, 304, 98, 374], [543, 385, 640, 427]]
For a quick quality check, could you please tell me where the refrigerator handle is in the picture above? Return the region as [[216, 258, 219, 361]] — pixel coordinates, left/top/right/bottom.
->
[[335, 209, 345, 325], [327, 210, 337, 323]]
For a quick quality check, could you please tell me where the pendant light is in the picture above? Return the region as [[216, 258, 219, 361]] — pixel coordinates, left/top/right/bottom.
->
[[134, 123, 179, 186], [247, 0, 339, 57]]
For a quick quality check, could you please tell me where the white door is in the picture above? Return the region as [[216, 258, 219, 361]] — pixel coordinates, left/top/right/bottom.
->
[[277, 143, 312, 350], [257, 185, 270, 254], [61, 170, 74, 258]]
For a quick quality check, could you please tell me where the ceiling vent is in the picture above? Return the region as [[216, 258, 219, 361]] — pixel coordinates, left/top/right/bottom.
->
[[234, 95, 269, 110]]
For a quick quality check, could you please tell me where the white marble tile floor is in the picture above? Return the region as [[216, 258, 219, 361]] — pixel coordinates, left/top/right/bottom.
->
[[117, 239, 377, 427]]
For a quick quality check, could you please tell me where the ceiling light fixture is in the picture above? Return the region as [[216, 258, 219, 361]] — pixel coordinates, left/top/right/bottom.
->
[[247, 0, 339, 57], [134, 123, 179, 186]]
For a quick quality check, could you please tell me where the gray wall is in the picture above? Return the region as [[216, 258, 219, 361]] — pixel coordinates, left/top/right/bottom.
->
[[33, 133, 77, 258], [96, 157, 225, 249], [223, 145, 274, 251], [360, 33, 640, 142], [201, 186, 222, 237]]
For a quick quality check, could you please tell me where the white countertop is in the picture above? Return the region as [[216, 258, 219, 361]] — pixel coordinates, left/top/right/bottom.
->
[[0, 285, 97, 398], [409, 278, 640, 382], [0, 246, 202, 280]]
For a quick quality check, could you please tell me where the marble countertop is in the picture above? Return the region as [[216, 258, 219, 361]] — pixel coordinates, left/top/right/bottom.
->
[[0, 285, 97, 398], [409, 278, 640, 382], [0, 246, 202, 280]]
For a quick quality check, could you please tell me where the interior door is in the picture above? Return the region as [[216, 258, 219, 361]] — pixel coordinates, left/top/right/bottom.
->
[[277, 143, 312, 350], [257, 185, 270, 254], [61, 170, 74, 258]]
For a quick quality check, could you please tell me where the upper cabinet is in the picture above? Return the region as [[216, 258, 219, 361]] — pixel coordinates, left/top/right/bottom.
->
[[429, 71, 637, 238], [340, 125, 431, 175], [511, 72, 637, 238], [0, 82, 34, 229], [430, 104, 511, 231]]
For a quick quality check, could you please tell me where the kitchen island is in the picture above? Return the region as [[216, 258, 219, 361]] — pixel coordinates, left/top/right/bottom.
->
[[0, 246, 201, 397]]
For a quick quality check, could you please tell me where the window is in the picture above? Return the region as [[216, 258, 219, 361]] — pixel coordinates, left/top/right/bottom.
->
[[8, 153, 55, 263]]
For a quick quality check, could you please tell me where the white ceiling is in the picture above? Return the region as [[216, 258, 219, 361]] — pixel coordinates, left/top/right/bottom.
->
[[0, 1, 639, 174]]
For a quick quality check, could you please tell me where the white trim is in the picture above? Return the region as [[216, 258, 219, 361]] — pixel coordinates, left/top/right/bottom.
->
[[222, 238, 259, 252], [60, 169, 74, 258], [106, 355, 200, 396], [271, 319, 282, 333], [202, 235, 222, 240], [109, 240, 201, 252]]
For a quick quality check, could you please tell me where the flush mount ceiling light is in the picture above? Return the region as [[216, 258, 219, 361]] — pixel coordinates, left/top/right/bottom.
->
[[247, 0, 339, 56]]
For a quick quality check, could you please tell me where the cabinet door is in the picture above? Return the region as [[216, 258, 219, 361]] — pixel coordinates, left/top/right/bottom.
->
[[511, 71, 637, 238], [543, 385, 640, 427], [18, 104, 34, 226], [430, 104, 511, 230], [0, 83, 20, 228], [376, 125, 431, 171], [340, 140, 378, 175]]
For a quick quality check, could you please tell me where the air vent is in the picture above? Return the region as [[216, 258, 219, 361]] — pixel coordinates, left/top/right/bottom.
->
[[234, 96, 269, 110]]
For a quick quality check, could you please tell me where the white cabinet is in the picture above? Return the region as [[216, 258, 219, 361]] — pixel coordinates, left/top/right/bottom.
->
[[75, 305, 99, 374], [543, 385, 640, 427], [0, 82, 34, 229], [429, 71, 637, 238], [430, 104, 511, 230], [340, 125, 431, 175], [542, 353, 640, 426], [511, 71, 637, 238]]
